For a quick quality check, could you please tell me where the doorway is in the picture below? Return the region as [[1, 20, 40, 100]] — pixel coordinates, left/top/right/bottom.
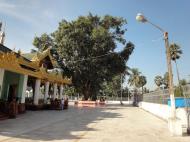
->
[[8, 84, 17, 103]]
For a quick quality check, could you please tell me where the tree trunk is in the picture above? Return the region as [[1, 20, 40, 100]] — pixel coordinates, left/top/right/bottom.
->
[[83, 81, 91, 100], [83, 89, 90, 100]]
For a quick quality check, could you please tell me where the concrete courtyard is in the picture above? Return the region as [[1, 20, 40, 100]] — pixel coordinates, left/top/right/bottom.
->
[[0, 104, 189, 142]]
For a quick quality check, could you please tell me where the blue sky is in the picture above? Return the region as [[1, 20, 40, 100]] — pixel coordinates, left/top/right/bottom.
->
[[0, 0, 190, 90]]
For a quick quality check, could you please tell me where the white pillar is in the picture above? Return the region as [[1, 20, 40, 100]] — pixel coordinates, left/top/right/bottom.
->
[[0, 68, 5, 98], [44, 81, 50, 102], [21, 75, 28, 103], [53, 83, 57, 100], [34, 79, 41, 105], [60, 84, 63, 99]]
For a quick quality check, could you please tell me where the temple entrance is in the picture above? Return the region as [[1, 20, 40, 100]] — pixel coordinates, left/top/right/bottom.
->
[[0, 71, 25, 116], [7, 84, 17, 103]]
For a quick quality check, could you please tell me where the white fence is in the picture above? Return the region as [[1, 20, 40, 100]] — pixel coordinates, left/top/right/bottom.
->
[[139, 85, 190, 135]]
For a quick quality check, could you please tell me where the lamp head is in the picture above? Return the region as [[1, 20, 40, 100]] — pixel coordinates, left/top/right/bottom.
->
[[136, 13, 147, 23]]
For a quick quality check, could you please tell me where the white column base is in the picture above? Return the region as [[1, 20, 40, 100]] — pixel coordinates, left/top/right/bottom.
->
[[21, 75, 28, 103], [168, 117, 184, 136]]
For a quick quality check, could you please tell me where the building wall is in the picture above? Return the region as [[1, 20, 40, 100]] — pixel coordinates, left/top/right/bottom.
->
[[18, 75, 25, 100], [1, 70, 24, 102]]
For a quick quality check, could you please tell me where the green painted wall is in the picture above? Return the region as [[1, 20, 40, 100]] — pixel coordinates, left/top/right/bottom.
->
[[1, 70, 25, 102], [18, 75, 25, 101]]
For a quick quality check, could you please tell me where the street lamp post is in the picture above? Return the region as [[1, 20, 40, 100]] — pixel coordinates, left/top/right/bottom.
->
[[136, 13, 179, 135]]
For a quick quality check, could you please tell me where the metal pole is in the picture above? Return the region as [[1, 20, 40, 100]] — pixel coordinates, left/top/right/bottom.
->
[[164, 32, 176, 118]]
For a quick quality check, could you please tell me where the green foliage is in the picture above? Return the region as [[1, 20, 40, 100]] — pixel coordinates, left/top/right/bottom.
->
[[101, 74, 130, 99], [163, 72, 169, 89], [180, 79, 187, 86], [51, 14, 134, 100], [174, 86, 183, 97], [154, 73, 169, 89], [169, 43, 182, 61], [174, 79, 187, 97], [101, 75, 122, 98], [64, 86, 75, 96], [128, 68, 141, 88], [137, 75, 147, 88], [170, 43, 182, 86], [33, 33, 54, 52], [137, 75, 147, 94], [154, 75, 163, 88], [128, 68, 147, 95]]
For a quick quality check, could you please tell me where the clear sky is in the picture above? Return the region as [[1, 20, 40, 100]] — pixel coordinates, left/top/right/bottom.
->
[[0, 0, 190, 90]]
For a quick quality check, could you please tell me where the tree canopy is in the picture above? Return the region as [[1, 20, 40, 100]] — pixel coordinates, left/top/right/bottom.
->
[[169, 43, 182, 61], [154, 72, 169, 89], [154, 75, 163, 88], [128, 68, 147, 94], [33, 14, 134, 100], [53, 14, 134, 100], [128, 68, 141, 88], [33, 33, 54, 52], [169, 43, 183, 86]]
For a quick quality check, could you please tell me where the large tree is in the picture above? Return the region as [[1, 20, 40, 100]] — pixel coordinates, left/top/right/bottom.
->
[[169, 43, 182, 85], [33, 33, 54, 52], [51, 14, 134, 100]]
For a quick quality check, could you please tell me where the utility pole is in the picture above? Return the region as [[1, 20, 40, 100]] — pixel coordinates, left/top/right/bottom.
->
[[164, 32, 176, 118]]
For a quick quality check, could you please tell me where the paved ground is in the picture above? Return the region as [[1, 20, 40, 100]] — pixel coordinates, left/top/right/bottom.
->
[[0, 104, 189, 142]]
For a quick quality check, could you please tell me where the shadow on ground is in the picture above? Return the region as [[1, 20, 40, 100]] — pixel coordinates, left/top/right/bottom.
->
[[0, 104, 126, 141]]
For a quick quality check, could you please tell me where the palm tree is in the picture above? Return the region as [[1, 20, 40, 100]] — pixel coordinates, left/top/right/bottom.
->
[[128, 68, 141, 106], [154, 75, 163, 88], [128, 68, 141, 88], [169, 43, 182, 85], [163, 72, 169, 89], [138, 75, 147, 94]]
